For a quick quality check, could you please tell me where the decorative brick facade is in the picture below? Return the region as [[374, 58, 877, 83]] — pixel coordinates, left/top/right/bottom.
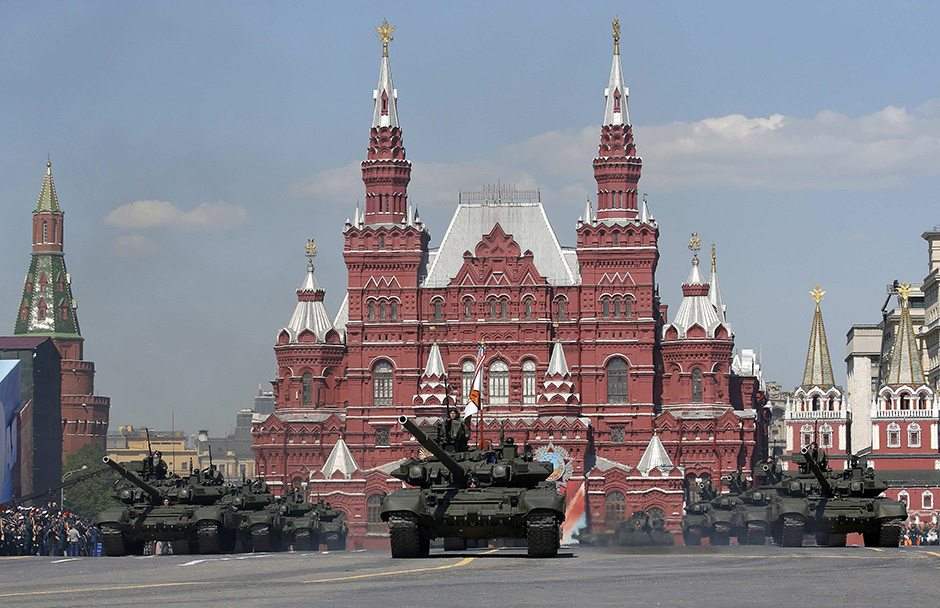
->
[[252, 21, 766, 549]]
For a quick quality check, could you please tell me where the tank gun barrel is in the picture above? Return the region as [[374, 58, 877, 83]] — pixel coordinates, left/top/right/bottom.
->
[[398, 416, 466, 486], [800, 446, 833, 496], [102, 456, 162, 502]]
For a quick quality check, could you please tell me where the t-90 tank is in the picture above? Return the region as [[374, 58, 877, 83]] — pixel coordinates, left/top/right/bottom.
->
[[681, 478, 717, 545], [615, 510, 675, 546], [381, 416, 565, 558], [225, 479, 284, 552], [277, 487, 322, 551], [799, 446, 906, 547], [311, 499, 348, 551], [95, 456, 240, 555]]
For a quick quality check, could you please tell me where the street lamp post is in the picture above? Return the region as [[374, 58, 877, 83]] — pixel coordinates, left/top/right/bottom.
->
[[61, 465, 88, 508]]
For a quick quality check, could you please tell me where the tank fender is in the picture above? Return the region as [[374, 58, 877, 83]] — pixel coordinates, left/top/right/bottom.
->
[[95, 507, 129, 527], [873, 499, 907, 520], [194, 505, 224, 526], [520, 487, 566, 519], [380, 488, 425, 519]]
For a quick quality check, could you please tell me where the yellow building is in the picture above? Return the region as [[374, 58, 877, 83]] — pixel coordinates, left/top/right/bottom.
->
[[106, 426, 197, 477]]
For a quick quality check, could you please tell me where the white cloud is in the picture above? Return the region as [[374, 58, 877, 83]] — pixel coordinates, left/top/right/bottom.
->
[[105, 200, 248, 231], [292, 100, 940, 204]]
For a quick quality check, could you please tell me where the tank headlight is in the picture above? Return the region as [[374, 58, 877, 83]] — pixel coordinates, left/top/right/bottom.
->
[[752, 492, 764, 502], [408, 465, 425, 481], [492, 465, 509, 479]]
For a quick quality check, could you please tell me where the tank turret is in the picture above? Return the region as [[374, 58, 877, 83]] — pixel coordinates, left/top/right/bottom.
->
[[102, 456, 162, 503], [800, 445, 833, 497], [398, 416, 467, 486]]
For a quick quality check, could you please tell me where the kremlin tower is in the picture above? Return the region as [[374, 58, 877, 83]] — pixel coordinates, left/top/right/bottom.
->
[[15, 160, 110, 456]]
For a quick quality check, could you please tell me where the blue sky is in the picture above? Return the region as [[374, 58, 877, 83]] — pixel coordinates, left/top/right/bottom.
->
[[2, 2, 938, 433]]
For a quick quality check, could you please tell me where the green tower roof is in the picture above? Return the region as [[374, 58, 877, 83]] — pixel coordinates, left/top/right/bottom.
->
[[35, 159, 60, 212]]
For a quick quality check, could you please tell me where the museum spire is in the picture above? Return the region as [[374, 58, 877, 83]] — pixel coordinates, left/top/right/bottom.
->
[[801, 286, 836, 389], [361, 19, 411, 225], [593, 18, 642, 223]]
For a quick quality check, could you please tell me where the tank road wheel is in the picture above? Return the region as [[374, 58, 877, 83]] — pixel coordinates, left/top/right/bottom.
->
[[99, 525, 127, 557], [250, 524, 273, 552], [389, 513, 425, 558], [443, 537, 467, 551], [526, 512, 560, 558], [877, 523, 902, 548], [683, 527, 703, 546], [745, 523, 767, 546], [780, 516, 804, 548], [197, 522, 222, 554]]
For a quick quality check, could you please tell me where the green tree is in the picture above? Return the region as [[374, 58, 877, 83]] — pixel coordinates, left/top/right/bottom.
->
[[61, 444, 119, 519]]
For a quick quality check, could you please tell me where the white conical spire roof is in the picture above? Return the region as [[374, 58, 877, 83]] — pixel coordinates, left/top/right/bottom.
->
[[423, 342, 445, 378], [637, 432, 673, 476], [547, 341, 570, 376], [582, 199, 593, 225], [320, 438, 358, 479], [709, 244, 726, 322], [639, 195, 652, 224], [603, 18, 630, 126], [665, 237, 730, 340], [372, 20, 399, 129], [283, 243, 334, 343]]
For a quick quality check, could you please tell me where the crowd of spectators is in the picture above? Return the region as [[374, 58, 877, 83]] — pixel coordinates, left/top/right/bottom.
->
[[902, 523, 940, 546], [0, 503, 100, 556]]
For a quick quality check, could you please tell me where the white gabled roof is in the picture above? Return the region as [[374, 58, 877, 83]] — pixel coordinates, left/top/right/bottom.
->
[[422, 342, 446, 378], [547, 342, 570, 376], [423, 202, 577, 287], [637, 433, 673, 476], [320, 438, 358, 479]]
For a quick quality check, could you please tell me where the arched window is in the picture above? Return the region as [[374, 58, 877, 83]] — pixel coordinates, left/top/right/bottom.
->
[[367, 494, 386, 533], [302, 372, 313, 406], [554, 297, 567, 321], [522, 359, 537, 404], [488, 360, 509, 405], [898, 491, 909, 508], [462, 360, 475, 403], [432, 298, 444, 322], [811, 395, 820, 411], [488, 298, 498, 319], [463, 298, 473, 320], [646, 506, 665, 521], [800, 424, 814, 448], [372, 361, 393, 406], [900, 393, 911, 410], [908, 423, 922, 448], [378, 235, 385, 249], [924, 491, 934, 510], [691, 367, 703, 403], [523, 297, 534, 320], [612, 296, 622, 318], [612, 232, 620, 246], [919, 393, 930, 410], [887, 422, 901, 448], [499, 298, 509, 320], [623, 298, 633, 320], [605, 491, 625, 528], [606, 357, 628, 404], [819, 424, 833, 448], [42, 222, 48, 243], [390, 301, 399, 321], [827, 396, 835, 411], [378, 300, 387, 321], [367, 300, 375, 321], [601, 297, 610, 318]]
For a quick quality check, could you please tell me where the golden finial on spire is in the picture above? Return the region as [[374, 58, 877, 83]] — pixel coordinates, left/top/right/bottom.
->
[[305, 239, 318, 260], [810, 285, 826, 305], [688, 232, 701, 255], [377, 19, 394, 57], [897, 282, 913, 305], [612, 17, 621, 55]]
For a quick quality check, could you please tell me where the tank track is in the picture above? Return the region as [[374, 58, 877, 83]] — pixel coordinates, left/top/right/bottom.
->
[[197, 522, 222, 554], [683, 527, 703, 546], [388, 513, 429, 558], [743, 522, 767, 545], [526, 512, 559, 558], [100, 525, 127, 556], [780, 516, 804, 547], [865, 522, 902, 548]]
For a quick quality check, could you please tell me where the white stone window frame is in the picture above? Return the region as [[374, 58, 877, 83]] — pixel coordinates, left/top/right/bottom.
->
[[923, 490, 934, 511], [887, 422, 902, 448], [521, 359, 537, 404], [908, 422, 922, 448], [819, 423, 833, 449], [800, 424, 814, 448], [488, 360, 510, 405]]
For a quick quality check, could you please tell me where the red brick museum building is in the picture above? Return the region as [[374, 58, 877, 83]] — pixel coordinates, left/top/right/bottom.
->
[[252, 21, 768, 548]]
